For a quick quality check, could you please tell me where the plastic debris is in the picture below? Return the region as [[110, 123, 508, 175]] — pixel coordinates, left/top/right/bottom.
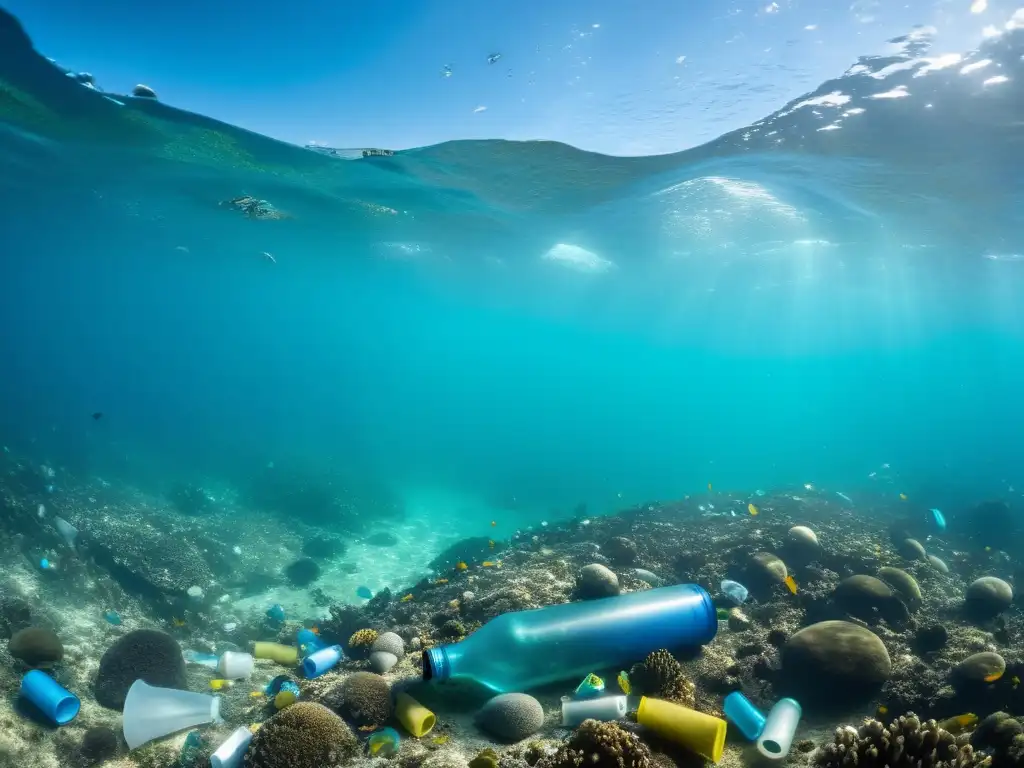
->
[[574, 673, 605, 699], [487, 53, 502, 64], [103, 610, 122, 625], [53, 517, 77, 548], [182, 650, 220, 670], [368, 726, 401, 757], [930, 508, 947, 530], [356, 585, 373, 599], [720, 579, 749, 605]]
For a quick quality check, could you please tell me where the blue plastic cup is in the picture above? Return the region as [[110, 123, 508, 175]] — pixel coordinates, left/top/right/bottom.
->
[[296, 628, 325, 656], [723, 691, 766, 741], [302, 645, 343, 678], [20, 670, 80, 725]]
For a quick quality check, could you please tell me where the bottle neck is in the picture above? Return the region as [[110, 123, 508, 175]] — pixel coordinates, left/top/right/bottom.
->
[[423, 643, 464, 682]]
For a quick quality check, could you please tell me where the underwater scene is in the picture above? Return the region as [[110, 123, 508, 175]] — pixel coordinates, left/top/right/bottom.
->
[[2, 0, 1024, 766]]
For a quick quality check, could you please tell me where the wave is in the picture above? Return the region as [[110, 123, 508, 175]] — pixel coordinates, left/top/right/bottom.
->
[[1, 6, 1022, 267]]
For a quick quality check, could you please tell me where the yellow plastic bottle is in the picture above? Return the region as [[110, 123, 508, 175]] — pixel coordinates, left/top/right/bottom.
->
[[636, 696, 726, 763], [395, 692, 436, 737], [252, 642, 299, 666]]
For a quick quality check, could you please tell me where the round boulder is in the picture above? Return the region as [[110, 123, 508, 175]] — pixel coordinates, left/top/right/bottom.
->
[[788, 526, 819, 548], [897, 538, 927, 561], [927, 555, 949, 574], [834, 575, 909, 624], [877, 567, 922, 611], [965, 577, 1013, 619], [602, 537, 639, 565], [952, 652, 1006, 688], [750, 552, 788, 584], [578, 564, 619, 599], [781, 620, 891, 706], [476, 693, 545, 742], [131, 84, 157, 99]]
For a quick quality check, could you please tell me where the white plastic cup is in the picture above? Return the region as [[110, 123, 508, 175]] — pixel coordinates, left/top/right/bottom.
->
[[211, 725, 253, 768], [217, 651, 254, 680], [122, 679, 221, 750], [757, 698, 802, 760], [561, 695, 629, 727]]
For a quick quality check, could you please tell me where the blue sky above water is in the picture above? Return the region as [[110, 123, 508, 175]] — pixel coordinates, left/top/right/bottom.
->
[[3, 0, 1012, 154]]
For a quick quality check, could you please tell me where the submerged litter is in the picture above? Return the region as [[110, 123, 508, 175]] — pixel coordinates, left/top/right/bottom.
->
[[721, 579, 749, 605], [53, 516, 77, 548], [356, 585, 373, 599]]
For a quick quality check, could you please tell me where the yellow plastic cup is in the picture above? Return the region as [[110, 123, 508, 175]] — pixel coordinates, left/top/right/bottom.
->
[[395, 692, 436, 737], [637, 696, 727, 763], [252, 642, 299, 666]]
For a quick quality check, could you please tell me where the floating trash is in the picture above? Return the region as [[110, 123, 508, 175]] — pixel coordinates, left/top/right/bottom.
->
[[39, 558, 53, 570], [356, 585, 373, 600], [574, 673, 605, 699], [836, 491, 853, 504], [441, 64, 453, 78], [368, 727, 401, 757], [930, 508, 947, 530], [182, 650, 219, 669], [487, 53, 502, 64], [103, 610, 122, 626], [721, 580, 749, 605]]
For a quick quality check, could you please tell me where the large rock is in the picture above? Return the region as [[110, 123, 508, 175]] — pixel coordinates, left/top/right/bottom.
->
[[877, 567, 922, 611], [80, 514, 215, 598], [965, 577, 1013, 619], [781, 620, 891, 706], [834, 575, 909, 624], [578, 564, 619, 599]]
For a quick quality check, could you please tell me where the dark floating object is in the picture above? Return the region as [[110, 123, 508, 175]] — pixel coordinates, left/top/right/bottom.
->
[[92, 412, 103, 420], [131, 84, 157, 99]]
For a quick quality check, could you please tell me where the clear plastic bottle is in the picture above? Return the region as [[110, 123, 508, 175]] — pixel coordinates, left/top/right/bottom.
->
[[423, 583, 716, 693]]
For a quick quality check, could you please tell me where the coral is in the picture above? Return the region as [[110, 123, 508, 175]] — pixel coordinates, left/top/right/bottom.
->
[[369, 651, 398, 674], [8, 626, 63, 666], [245, 701, 359, 768], [347, 628, 379, 657], [477, 693, 546, 742], [322, 604, 365, 646], [815, 714, 988, 768], [602, 537, 639, 565], [80, 726, 119, 765], [834, 575, 909, 624], [915, 624, 949, 654], [440, 619, 465, 638], [629, 649, 695, 707], [952, 652, 1005, 687], [471, 748, 501, 768], [94, 629, 187, 710], [897, 539, 927, 561], [371, 631, 405, 656], [542, 719, 652, 768], [330, 671, 393, 726], [578, 564, 620, 599], [284, 558, 321, 587], [877, 567, 923, 611]]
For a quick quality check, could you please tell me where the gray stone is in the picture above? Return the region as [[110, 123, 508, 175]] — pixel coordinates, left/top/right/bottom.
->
[[369, 651, 398, 674], [578, 563, 619, 599]]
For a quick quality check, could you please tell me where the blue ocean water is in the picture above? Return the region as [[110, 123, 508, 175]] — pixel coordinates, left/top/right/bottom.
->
[[0, 8, 1022, 547]]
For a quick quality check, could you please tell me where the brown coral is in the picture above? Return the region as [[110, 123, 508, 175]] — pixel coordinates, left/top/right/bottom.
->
[[543, 719, 652, 768], [347, 628, 379, 657], [816, 713, 990, 768], [245, 701, 358, 768], [628, 649, 695, 707]]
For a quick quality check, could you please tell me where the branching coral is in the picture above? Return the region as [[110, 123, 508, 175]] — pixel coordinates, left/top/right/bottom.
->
[[542, 719, 652, 768], [816, 714, 990, 768], [628, 649, 695, 708]]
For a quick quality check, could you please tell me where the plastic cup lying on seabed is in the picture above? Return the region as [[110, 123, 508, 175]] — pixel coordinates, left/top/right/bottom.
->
[[19, 670, 80, 725], [723, 691, 766, 741], [561, 695, 628, 727], [122, 679, 221, 750], [218, 651, 254, 680], [210, 725, 253, 768], [757, 697, 802, 760], [302, 645, 344, 679], [636, 696, 727, 763]]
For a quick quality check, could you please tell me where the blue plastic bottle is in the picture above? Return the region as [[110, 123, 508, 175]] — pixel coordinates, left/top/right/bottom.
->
[[423, 583, 717, 693]]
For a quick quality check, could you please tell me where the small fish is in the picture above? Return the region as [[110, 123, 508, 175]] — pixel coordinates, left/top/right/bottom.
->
[[491, 520, 496, 527], [456, 562, 468, 571], [877, 705, 888, 716], [91, 412, 103, 420], [172, 617, 187, 628], [748, 503, 759, 516], [1012, 676, 1020, 689], [103, 610, 122, 625], [617, 671, 632, 695], [708, 482, 713, 491], [432, 734, 450, 745], [355, 586, 373, 600], [250, 691, 265, 698], [209, 679, 233, 691], [938, 713, 978, 733], [899, 493, 908, 501], [985, 670, 1004, 683], [310, 626, 320, 635], [262, 251, 276, 263], [400, 593, 414, 603], [488, 540, 495, 549], [481, 561, 496, 567], [434, 578, 449, 585], [784, 575, 798, 595]]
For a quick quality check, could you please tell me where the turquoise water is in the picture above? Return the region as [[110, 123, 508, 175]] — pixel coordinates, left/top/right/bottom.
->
[[1, 9, 1023, 543]]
